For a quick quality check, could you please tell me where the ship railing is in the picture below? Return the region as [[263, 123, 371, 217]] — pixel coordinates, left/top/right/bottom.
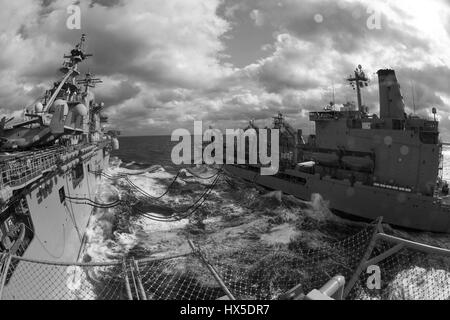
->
[[0, 147, 68, 190], [0, 140, 109, 190], [1, 217, 450, 300]]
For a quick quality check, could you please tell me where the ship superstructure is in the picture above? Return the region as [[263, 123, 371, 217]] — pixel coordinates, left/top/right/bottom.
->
[[227, 66, 450, 233], [0, 35, 119, 262]]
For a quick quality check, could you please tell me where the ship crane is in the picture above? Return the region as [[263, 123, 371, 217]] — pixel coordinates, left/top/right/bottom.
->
[[346, 65, 370, 113]]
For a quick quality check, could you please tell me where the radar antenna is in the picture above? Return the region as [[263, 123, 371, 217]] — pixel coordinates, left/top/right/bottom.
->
[[77, 72, 103, 93], [43, 34, 92, 112]]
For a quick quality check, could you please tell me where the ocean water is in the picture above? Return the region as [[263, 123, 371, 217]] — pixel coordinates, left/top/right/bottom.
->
[[111, 136, 180, 172], [80, 136, 450, 299]]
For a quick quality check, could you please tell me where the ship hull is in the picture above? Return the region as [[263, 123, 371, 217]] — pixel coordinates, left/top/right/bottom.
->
[[22, 148, 110, 262], [1, 146, 111, 300], [226, 165, 450, 233]]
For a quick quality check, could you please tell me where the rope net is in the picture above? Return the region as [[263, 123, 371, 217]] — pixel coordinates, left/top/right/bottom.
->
[[1, 223, 450, 300], [1, 259, 125, 300], [197, 224, 376, 300], [349, 239, 450, 300], [135, 255, 223, 300]]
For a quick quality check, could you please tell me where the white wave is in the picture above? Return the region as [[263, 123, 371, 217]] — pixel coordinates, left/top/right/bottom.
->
[[387, 267, 450, 300], [260, 223, 299, 245], [83, 156, 450, 301], [132, 216, 191, 257], [135, 216, 188, 233]]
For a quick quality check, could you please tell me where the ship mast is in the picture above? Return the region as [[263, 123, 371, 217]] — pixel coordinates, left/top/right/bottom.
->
[[77, 72, 103, 94], [347, 65, 369, 113], [43, 34, 92, 112]]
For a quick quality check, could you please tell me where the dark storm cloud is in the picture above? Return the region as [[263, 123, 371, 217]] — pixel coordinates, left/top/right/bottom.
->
[[397, 66, 450, 96], [90, 0, 122, 8], [396, 66, 450, 111], [280, 1, 430, 53], [0, 0, 449, 137], [156, 89, 194, 104], [96, 80, 141, 107]]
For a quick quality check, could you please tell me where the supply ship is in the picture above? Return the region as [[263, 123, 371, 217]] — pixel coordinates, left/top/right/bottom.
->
[[0, 35, 119, 262], [227, 66, 450, 233]]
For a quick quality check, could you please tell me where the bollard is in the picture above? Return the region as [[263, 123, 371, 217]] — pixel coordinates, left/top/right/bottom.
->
[[319, 275, 345, 300], [305, 275, 346, 300]]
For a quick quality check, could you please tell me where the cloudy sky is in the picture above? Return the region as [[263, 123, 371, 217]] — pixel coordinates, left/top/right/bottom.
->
[[1, 0, 450, 138]]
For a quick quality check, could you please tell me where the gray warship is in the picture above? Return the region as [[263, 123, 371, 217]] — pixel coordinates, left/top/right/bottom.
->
[[0, 35, 119, 262], [227, 66, 450, 233]]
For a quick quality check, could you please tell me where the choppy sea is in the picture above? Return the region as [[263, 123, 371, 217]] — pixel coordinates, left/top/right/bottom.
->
[[79, 136, 450, 299]]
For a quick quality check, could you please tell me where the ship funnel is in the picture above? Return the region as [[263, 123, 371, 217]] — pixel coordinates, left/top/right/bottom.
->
[[377, 69, 405, 119]]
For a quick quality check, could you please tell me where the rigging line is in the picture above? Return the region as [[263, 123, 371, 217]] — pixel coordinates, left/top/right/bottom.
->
[[65, 201, 121, 209], [178, 172, 221, 213], [125, 171, 183, 200], [66, 201, 118, 209], [89, 167, 160, 178], [66, 199, 122, 209], [185, 167, 224, 180], [136, 172, 222, 222], [137, 171, 221, 219], [65, 174, 78, 229], [95, 172, 126, 179], [86, 164, 93, 203], [92, 170, 174, 202], [64, 193, 122, 203], [128, 165, 224, 201], [87, 166, 222, 221], [65, 195, 121, 206], [175, 173, 221, 218]]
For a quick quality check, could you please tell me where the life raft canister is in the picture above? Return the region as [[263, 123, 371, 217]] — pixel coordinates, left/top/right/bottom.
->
[[112, 137, 119, 151]]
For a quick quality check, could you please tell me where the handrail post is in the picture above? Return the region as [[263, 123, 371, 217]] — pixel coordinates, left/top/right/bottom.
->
[[342, 217, 383, 299], [319, 275, 345, 300], [304, 275, 346, 300], [128, 260, 140, 300], [0, 254, 12, 300], [132, 258, 147, 300], [122, 259, 133, 300], [187, 240, 236, 300]]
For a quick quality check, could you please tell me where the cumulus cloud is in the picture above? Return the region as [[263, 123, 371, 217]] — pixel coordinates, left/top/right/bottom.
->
[[249, 9, 265, 27], [0, 0, 449, 138]]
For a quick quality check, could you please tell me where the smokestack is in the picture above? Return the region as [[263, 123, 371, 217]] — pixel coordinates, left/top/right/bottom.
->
[[377, 69, 405, 119]]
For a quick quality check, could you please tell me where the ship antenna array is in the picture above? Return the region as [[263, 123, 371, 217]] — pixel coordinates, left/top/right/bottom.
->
[[411, 82, 416, 115], [332, 81, 335, 106], [43, 34, 93, 112], [77, 73, 103, 92], [347, 65, 369, 113]]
